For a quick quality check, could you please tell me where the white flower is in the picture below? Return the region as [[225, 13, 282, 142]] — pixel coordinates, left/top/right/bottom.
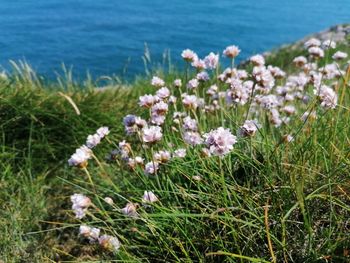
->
[[191, 58, 206, 70], [104, 197, 114, 205], [151, 76, 165, 87], [293, 56, 308, 67], [187, 78, 199, 90], [71, 193, 91, 219], [174, 79, 182, 87], [223, 45, 241, 58], [315, 85, 337, 109], [86, 134, 101, 148], [203, 127, 237, 156], [304, 38, 321, 48], [226, 83, 249, 105], [98, 235, 121, 252], [151, 101, 168, 115], [139, 94, 157, 108], [256, 94, 280, 109], [282, 105, 296, 115], [96, 127, 110, 138], [142, 126, 163, 143], [79, 225, 100, 241], [196, 71, 210, 81], [183, 131, 203, 146], [68, 145, 92, 167], [145, 161, 159, 175], [153, 150, 171, 163], [253, 66, 275, 89], [308, 47, 324, 58], [182, 94, 199, 109], [268, 65, 286, 78], [156, 87, 170, 99], [322, 39, 336, 49], [151, 114, 166, 126], [204, 52, 219, 69], [181, 49, 198, 62], [173, 148, 187, 158], [142, 191, 159, 203], [332, 51, 348, 60], [240, 120, 259, 137], [183, 116, 198, 131], [250, 54, 265, 66], [121, 202, 138, 217]]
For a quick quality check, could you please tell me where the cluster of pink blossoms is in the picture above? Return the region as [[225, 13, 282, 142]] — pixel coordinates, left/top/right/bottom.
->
[[68, 38, 348, 253]]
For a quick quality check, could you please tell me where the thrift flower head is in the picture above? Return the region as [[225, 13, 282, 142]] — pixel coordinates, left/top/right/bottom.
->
[[304, 38, 321, 48], [173, 148, 187, 158], [139, 94, 157, 108], [293, 56, 308, 67], [68, 145, 92, 167], [240, 120, 259, 137], [174, 79, 182, 87], [250, 54, 265, 66], [196, 71, 210, 82], [79, 225, 100, 241], [183, 116, 198, 131], [151, 76, 165, 87], [86, 134, 101, 148], [156, 87, 170, 99], [322, 39, 336, 49], [187, 78, 199, 90], [182, 94, 199, 109], [316, 85, 338, 109], [142, 126, 163, 143], [181, 49, 198, 62], [96, 127, 110, 138], [98, 235, 121, 252], [191, 58, 206, 70], [153, 150, 171, 163], [204, 127, 237, 156], [104, 197, 114, 205], [71, 193, 91, 219], [332, 51, 348, 60], [308, 47, 324, 58], [142, 191, 159, 203], [145, 161, 159, 175], [204, 52, 219, 69], [121, 202, 138, 217], [183, 131, 203, 146], [223, 45, 241, 58]]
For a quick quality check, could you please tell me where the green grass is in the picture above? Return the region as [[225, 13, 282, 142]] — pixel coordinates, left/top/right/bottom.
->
[[0, 42, 350, 262]]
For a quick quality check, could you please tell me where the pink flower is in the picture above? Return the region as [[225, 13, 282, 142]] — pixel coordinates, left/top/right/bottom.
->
[[144, 161, 159, 175], [204, 52, 219, 69], [187, 78, 199, 90], [250, 54, 265, 66], [173, 148, 187, 158], [142, 126, 163, 143], [203, 127, 237, 156], [156, 87, 170, 99], [181, 49, 198, 62], [151, 76, 165, 87], [142, 191, 159, 203], [223, 45, 241, 58]]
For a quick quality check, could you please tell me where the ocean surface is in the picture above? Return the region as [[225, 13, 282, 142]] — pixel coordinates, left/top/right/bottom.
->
[[0, 0, 349, 79]]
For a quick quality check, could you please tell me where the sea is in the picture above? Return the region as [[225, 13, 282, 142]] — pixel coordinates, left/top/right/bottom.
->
[[0, 0, 349, 79]]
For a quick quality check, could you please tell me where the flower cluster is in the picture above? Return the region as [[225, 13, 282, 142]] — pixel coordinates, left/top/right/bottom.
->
[[68, 127, 109, 167], [68, 39, 348, 255]]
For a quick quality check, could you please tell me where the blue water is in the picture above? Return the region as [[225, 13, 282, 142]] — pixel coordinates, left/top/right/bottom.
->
[[0, 0, 349, 79]]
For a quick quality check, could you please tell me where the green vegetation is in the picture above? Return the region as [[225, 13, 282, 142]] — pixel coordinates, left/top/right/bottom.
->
[[1, 41, 350, 262]]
